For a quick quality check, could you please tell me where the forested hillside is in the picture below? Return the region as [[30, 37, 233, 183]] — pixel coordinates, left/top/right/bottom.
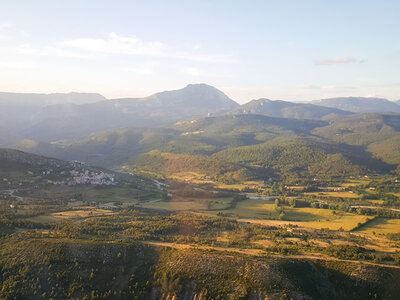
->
[[230, 98, 353, 119]]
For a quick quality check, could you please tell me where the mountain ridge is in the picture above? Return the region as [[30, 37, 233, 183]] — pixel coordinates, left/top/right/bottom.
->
[[231, 98, 353, 119], [311, 97, 400, 113], [0, 84, 238, 144]]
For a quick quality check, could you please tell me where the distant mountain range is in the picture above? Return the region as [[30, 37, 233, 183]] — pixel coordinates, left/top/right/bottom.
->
[[0, 84, 238, 144], [1, 85, 399, 146], [1, 84, 400, 180], [0, 91, 107, 107], [311, 97, 400, 113]]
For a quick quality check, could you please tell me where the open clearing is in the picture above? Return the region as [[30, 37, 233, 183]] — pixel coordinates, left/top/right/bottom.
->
[[340, 179, 371, 187], [142, 197, 371, 231], [140, 200, 208, 210], [237, 212, 370, 231], [207, 198, 279, 219], [355, 218, 400, 235], [27, 208, 114, 223], [304, 191, 360, 198], [300, 214, 370, 231], [139, 196, 234, 211]]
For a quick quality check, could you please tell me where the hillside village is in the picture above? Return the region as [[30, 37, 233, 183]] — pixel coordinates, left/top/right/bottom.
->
[[52, 169, 116, 186], [1, 166, 117, 188]]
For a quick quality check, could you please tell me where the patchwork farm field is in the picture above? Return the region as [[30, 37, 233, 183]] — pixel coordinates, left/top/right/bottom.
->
[[141, 197, 372, 231], [140, 196, 235, 211], [297, 214, 371, 231], [27, 208, 115, 223], [238, 214, 371, 231]]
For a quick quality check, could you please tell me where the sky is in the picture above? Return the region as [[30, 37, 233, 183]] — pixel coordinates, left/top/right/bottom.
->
[[0, 0, 399, 104]]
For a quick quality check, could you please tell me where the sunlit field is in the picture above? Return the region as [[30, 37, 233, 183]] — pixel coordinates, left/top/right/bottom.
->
[[356, 218, 400, 235]]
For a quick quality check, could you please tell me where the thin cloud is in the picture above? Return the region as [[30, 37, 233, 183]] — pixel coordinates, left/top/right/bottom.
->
[[58, 32, 233, 63], [314, 57, 359, 66], [59, 32, 167, 57]]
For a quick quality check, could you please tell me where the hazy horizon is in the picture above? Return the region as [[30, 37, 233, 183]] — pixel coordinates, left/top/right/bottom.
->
[[0, 83, 399, 105]]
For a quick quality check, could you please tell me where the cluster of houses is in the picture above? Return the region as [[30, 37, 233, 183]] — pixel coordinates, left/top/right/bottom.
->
[[47, 169, 116, 186], [317, 186, 345, 192], [69, 170, 116, 185]]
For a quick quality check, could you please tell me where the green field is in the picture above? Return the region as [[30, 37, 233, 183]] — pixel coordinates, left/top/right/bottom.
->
[[139, 200, 208, 210], [143, 197, 371, 232], [139, 196, 235, 211], [27, 208, 115, 223], [213, 198, 279, 218], [355, 218, 400, 235], [304, 191, 360, 198], [208, 197, 235, 210], [340, 179, 371, 187], [298, 214, 370, 231], [81, 186, 154, 203]]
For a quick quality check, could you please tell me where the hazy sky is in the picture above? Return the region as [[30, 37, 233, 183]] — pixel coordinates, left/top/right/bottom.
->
[[0, 0, 399, 103]]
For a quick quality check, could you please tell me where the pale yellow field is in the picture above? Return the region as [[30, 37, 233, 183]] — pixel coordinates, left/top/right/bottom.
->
[[356, 218, 400, 235], [205, 198, 368, 230], [168, 172, 205, 181], [305, 191, 360, 198], [239, 214, 371, 231], [369, 200, 384, 205], [340, 179, 370, 187], [141, 197, 372, 231], [28, 208, 114, 223], [214, 183, 255, 191], [301, 214, 370, 231], [140, 200, 208, 211]]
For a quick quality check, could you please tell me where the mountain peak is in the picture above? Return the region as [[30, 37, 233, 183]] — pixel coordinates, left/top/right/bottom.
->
[[184, 83, 215, 89], [182, 83, 226, 94], [143, 84, 239, 109]]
